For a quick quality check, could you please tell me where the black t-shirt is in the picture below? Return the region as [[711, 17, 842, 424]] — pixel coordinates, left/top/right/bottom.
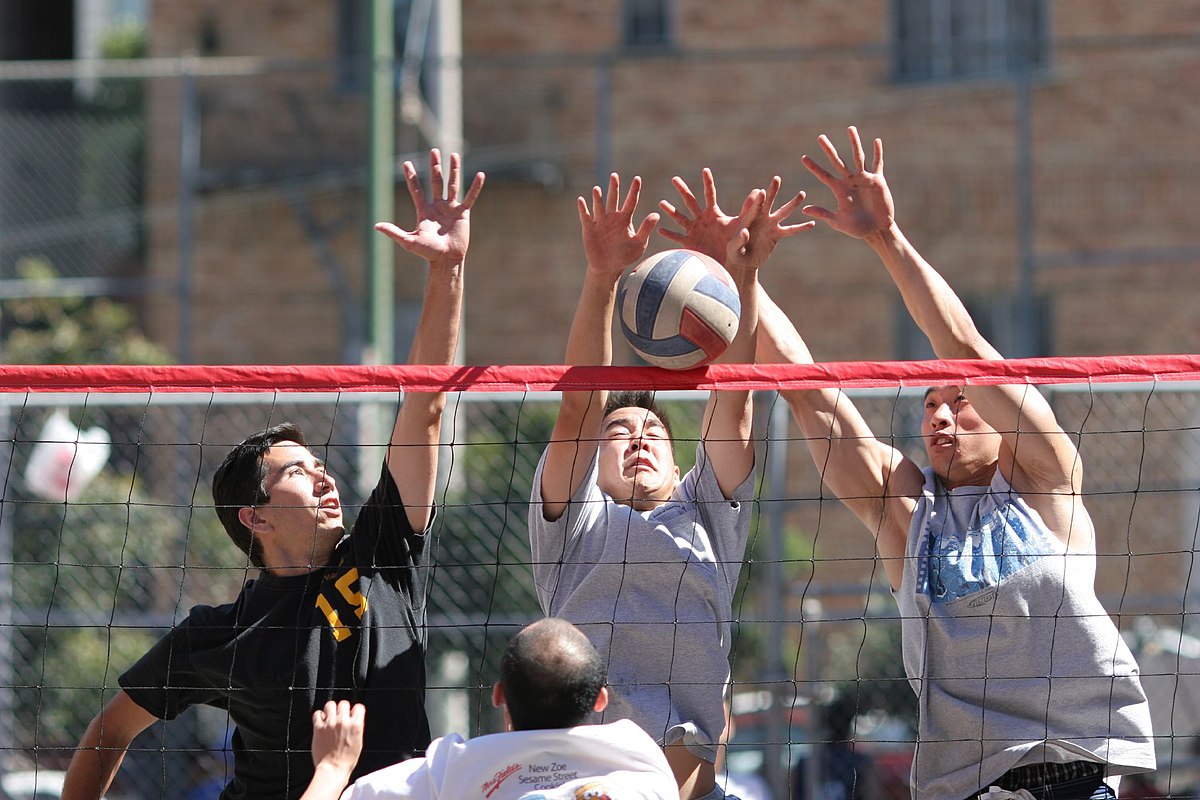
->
[[120, 466, 431, 800]]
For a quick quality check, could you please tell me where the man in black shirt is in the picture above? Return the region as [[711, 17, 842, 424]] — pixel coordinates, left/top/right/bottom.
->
[[61, 149, 485, 800]]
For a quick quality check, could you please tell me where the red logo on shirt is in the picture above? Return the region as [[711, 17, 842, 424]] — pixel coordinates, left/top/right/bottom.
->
[[482, 763, 522, 797]]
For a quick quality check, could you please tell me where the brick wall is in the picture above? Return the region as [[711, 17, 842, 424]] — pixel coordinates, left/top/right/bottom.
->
[[143, 0, 1200, 366]]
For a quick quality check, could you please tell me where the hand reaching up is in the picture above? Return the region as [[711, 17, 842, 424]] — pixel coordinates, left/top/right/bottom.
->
[[658, 168, 758, 265], [375, 149, 485, 270], [578, 173, 660, 283], [801, 126, 896, 241], [726, 176, 814, 272]]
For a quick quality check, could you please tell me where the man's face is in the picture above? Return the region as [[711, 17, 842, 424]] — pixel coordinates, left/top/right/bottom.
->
[[254, 441, 344, 550], [596, 406, 680, 511], [922, 385, 1002, 488]]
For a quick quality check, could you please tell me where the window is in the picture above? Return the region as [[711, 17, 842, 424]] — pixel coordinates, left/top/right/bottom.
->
[[893, 0, 1047, 83], [622, 0, 672, 49]]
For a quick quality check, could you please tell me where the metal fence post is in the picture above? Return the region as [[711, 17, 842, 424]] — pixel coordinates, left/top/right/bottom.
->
[[177, 58, 199, 365], [761, 392, 791, 798]]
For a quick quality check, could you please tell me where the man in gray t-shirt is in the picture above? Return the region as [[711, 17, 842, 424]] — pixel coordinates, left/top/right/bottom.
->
[[757, 127, 1154, 800], [531, 170, 809, 800]]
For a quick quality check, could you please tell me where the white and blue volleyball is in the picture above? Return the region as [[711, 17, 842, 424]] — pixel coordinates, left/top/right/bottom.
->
[[617, 249, 741, 370]]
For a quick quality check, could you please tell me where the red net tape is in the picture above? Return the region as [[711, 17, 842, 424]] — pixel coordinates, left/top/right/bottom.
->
[[0, 354, 1198, 393]]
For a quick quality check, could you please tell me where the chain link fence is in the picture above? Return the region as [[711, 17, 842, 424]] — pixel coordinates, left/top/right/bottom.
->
[[0, 67, 145, 287], [0, 383, 1193, 798]]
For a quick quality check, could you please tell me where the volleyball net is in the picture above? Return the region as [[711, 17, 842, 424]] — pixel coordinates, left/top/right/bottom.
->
[[3, 355, 1199, 798]]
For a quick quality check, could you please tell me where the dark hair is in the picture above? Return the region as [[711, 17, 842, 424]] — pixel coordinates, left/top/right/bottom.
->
[[821, 691, 859, 742], [603, 390, 673, 441], [211, 422, 308, 568], [500, 618, 607, 731]]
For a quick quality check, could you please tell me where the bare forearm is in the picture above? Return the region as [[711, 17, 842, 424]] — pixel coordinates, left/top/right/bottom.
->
[[702, 263, 755, 490], [719, 263, 758, 367], [557, 270, 619, 432], [406, 264, 464, 367], [62, 735, 126, 800], [565, 270, 619, 367], [759, 289, 867, 440], [865, 224, 1001, 360], [759, 287, 902, 509], [706, 263, 758, 413], [387, 260, 463, 521], [300, 763, 354, 800], [63, 693, 154, 800], [542, 270, 619, 513], [393, 271, 453, 435]]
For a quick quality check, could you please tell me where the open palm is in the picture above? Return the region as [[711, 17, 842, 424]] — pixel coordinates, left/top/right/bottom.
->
[[801, 126, 896, 240], [728, 177, 814, 271], [578, 173, 659, 279], [375, 149, 485, 269], [658, 168, 753, 264]]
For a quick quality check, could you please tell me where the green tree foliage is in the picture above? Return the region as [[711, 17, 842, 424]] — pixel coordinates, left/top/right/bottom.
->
[[0, 259, 249, 748], [18, 626, 159, 749], [100, 20, 147, 61], [9, 469, 243, 747], [2, 258, 170, 365]]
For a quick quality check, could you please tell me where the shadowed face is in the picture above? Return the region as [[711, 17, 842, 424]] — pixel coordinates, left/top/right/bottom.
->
[[922, 385, 1002, 488], [596, 406, 680, 511]]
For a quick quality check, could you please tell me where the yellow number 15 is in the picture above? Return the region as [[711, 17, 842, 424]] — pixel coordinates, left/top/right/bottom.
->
[[315, 568, 369, 642]]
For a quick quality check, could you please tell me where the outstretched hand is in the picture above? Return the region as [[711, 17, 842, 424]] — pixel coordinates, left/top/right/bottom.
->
[[659, 168, 757, 265], [375, 149, 485, 270], [801, 126, 896, 240], [578, 173, 660, 281], [727, 176, 814, 271]]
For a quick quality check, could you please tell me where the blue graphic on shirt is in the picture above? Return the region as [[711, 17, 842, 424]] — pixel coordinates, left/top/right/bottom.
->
[[925, 504, 1052, 604]]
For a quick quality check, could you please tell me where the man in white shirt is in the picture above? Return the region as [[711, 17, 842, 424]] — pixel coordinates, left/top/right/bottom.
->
[[301, 618, 679, 800]]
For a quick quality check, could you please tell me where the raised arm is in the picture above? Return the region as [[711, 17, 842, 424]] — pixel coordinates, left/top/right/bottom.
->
[[374, 149, 484, 531], [539, 175, 660, 521], [301, 701, 365, 800], [62, 690, 157, 800], [802, 128, 1083, 524], [659, 172, 810, 497], [757, 289, 922, 589]]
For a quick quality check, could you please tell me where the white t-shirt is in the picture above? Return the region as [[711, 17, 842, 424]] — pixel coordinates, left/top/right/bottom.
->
[[341, 719, 677, 800]]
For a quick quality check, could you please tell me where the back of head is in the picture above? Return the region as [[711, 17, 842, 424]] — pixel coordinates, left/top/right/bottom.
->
[[822, 692, 858, 742], [501, 618, 606, 731], [211, 422, 307, 568], [603, 390, 673, 441]]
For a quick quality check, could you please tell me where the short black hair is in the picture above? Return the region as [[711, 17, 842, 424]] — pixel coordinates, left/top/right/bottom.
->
[[603, 390, 673, 441], [821, 691, 859, 742], [500, 618, 607, 731], [211, 422, 308, 569]]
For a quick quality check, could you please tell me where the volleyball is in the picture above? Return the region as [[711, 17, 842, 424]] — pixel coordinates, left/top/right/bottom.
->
[[617, 248, 741, 370]]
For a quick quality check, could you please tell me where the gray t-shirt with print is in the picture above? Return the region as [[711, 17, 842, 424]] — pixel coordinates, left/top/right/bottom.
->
[[894, 466, 1155, 800], [528, 443, 753, 761]]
